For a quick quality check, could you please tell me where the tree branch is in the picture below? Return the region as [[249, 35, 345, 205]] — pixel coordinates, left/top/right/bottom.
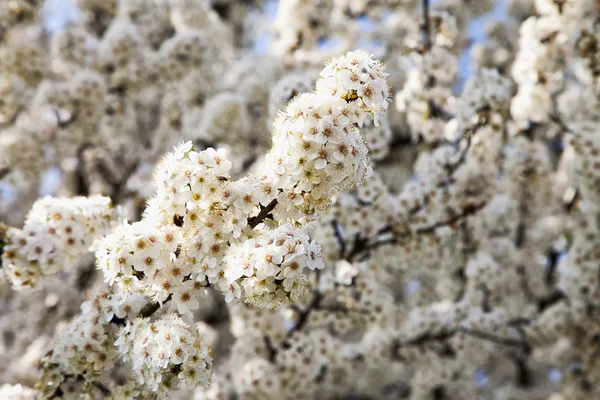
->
[[331, 220, 346, 258], [460, 328, 531, 353], [415, 202, 487, 234], [264, 335, 278, 363], [91, 381, 112, 396], [284, 291, 323, 340], [395, 326, 530, 361], [248, 199, 278, 228], [420, 0, 431, 51], [0, 165, 10, 180], [111, 295, 172, 326]]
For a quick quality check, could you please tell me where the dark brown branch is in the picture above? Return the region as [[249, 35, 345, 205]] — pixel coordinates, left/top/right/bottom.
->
[[55, 109, 79, 129], [460, 328, 531, 354], [417, 202, 487, 234], [286, 291, 323, 339], [551, 112, 571, 133], [346, 234, 369, 262], [111, 295, 172, 326], [513, 355, 533, 387], [248, 199, 278, 228], [402, 330, 456, 347], [48, 373, 111, 398], [264, 335, 278, 363], [316, 304, 370, 315], [331, 220, 346, 258], [347, 202, 487, 262], [443, 134, 472, 180], [91, 381, 111, 396], [563, 188, 580, 212], [396, 327, 530, 358], [545, 251, 559, 286], [0, 166, 10, 180], [355, 238, 397, 259], [0, 223, 6, 269], [74, 143, 95, 196], [140, 295, 171, 318], [420, 0, 431, 51], [537, 290, 565, 312], [0, 106, 24, 130]]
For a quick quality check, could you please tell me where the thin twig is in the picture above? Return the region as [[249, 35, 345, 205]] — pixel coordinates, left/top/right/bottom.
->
[[414, 202, 487, 234], [285, 291, 323, 339], [460, 328, 531, 354], [420, 0, 431, 51], [139, 295, 172, 318], [331, 220, 346, 258], [48, 373, 112, 398], [91, 381, 112, 396], [264, 335, 278, 363], [396, 326, 530, 357], [248, 199, 278, 228], [563, 188, 580, 212], [347, 201, 487, 262], [111, 295, 172, 326], [551, 112, 571, 133]]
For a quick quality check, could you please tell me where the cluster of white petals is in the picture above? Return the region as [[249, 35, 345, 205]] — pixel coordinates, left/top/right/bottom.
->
[[261, 50, 390, 217], [116, 314, 213, 393], [223, 223, 323, 308], [6, 0, 600, 399], [96, 51, 389, 313], [37, 291, 128, 397], [2, 196, 121, 288]]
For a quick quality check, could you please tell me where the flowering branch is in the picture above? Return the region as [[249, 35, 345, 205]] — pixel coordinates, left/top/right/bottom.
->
[[348, 201, 488, 261], [395, 326, 531, 359]]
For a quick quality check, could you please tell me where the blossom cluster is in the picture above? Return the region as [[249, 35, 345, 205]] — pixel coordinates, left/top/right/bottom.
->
[[7, 0, 600, 399], [37, 292, 123, 397], [260, 50, 390, 218], [116, 314, 213, 393], [223, 223, 323, 308], [96, 50, 390, 314], [2, 196, 121, 289]]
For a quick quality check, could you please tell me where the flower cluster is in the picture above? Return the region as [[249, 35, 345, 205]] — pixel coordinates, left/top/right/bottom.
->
[[222, 223, 323, 308], [452, 68, 512, 138], [96, 140, 325, 312], [2, 196, 121, 288], [96, 144, 230, 311], [0, 39, 47, 88], [396, 47, 457, 143], [96, 51, 389, 313], [116, 314, 212, 393], [260, 50, 390, 218], [37, 292, 124, 397], [268, 71, 318, 122], [13, 0, 600, 398], [32, 69, 107, 159]]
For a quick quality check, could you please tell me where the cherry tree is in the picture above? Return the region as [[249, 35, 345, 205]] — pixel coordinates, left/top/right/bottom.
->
[[1, 0, 600, 399]]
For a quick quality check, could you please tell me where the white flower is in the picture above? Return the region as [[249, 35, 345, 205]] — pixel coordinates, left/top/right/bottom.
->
[[173, 280, 201, 314], [307, 241, 325, 270], [116, 315, 212, 392], [173, 141, 194, 160], [224, 281, 241, 303]]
